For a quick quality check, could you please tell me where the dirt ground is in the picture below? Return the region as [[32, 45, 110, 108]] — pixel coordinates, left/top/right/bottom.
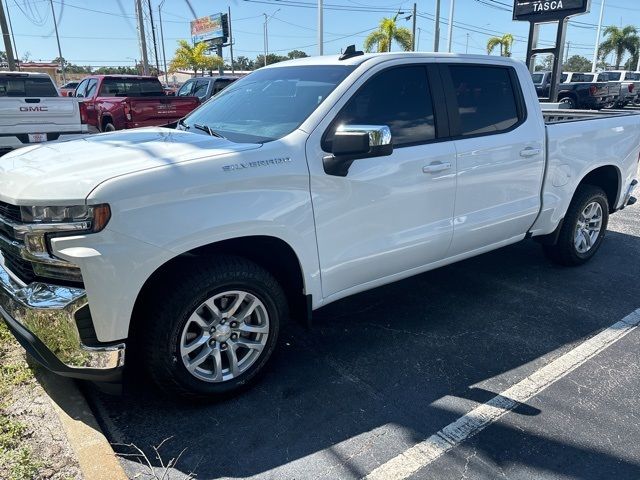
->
[[0, 323, 83, 480]]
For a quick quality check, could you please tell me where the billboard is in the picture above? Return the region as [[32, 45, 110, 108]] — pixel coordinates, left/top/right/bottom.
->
[[513, 0, 591, 22], [191, 14, 224, 43]]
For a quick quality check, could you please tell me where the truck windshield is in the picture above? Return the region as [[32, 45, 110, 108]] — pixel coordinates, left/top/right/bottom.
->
[[0, 76, 58, 97], [181, 65, 355, 143], [99, 77, 164, 97]]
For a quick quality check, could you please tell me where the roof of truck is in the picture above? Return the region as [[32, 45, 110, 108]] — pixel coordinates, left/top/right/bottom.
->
[[263, 51, 521, 69]]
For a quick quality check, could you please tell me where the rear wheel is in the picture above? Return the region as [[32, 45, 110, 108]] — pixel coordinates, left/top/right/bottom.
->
[[142, 255, 287, 400], [543, 185, 609, 266], [559, 96, 576, 109]]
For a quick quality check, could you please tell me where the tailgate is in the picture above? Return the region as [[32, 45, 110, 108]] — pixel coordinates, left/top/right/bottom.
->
[[0, 97, 80, 128], [128, 97, 199, 123]]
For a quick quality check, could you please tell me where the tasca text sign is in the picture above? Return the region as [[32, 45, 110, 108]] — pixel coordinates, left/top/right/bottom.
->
[[513, 0, 590, 21]]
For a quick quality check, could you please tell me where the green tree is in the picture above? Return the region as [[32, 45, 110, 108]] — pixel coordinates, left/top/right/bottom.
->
[[169, 40, 223, 76], [255, 53, 288, 67], [363, 17, 412, 53], [599, 25, 639, 69], [563, 55, 592, 72], [232, 56, 254, 71], [287, 50, 308, 59], [487, 33, 514, 57]]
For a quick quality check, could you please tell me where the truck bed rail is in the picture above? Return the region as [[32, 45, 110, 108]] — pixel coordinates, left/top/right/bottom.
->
[[542, 108, 640, 124]]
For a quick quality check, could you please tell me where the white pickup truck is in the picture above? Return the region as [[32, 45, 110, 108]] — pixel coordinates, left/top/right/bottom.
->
[[0, 52, 638, 399], [0, 71, 88, 155]]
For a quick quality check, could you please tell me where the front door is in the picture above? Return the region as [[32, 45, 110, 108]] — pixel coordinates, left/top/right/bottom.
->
[[306, 64, 457, 299]]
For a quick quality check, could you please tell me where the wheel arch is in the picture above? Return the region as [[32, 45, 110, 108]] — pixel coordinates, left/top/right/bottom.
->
[[100, 113, 114, 132], [577, 164, 621, 213], [129, 235, 310, 340]]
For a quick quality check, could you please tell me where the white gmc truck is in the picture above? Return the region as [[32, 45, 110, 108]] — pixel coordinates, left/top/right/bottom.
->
[[0, 52, 638, 399]]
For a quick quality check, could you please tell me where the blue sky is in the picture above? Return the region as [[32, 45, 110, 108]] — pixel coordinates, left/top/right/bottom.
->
[[5, 0, 640, 68]]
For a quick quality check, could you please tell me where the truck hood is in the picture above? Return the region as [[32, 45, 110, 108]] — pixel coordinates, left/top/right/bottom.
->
[[0, 127, 261, 204]]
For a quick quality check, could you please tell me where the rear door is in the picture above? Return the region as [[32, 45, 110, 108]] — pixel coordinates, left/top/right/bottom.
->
[[440, 63, 545, 256]]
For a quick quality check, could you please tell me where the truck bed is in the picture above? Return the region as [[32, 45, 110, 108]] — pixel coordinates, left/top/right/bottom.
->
[[542, 108, 640, 124]]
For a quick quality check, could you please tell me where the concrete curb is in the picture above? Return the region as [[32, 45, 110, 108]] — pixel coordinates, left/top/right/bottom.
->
[[39, 372, 128, 480]]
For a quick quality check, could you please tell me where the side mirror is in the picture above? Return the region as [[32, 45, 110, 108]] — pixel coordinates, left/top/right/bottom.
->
[[324, 125, 393, 176], [68, 92, 74, 97]]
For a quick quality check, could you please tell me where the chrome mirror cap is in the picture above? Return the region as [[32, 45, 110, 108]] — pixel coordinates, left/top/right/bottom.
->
[[336, 124, 392, 147]]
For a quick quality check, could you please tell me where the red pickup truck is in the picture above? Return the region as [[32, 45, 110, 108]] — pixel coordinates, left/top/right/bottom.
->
[[72, 75, 200, 132]]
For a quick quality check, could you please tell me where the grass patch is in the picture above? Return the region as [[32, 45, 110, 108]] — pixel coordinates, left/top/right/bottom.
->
[[0, 322, 42, 479]]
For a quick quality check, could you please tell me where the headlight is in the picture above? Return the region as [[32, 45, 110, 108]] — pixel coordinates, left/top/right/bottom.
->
[[19, 204, 111, 232]]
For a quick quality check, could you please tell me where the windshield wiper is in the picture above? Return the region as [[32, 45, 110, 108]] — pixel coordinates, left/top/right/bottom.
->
[[193, 123, 226, 139]]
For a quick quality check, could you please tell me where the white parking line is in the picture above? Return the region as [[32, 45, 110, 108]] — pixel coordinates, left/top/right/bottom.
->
[[365, 308, 640, 480]]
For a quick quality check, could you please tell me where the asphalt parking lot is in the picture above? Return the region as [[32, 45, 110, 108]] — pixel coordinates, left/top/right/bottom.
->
[[86, 203, 640, 480]]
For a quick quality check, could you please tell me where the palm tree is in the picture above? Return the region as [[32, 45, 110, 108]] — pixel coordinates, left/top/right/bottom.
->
[[599, 26, 639, 69], [169, 40, 223, 76], [487, 34, 514, 57], [364, 17, 413, 53]]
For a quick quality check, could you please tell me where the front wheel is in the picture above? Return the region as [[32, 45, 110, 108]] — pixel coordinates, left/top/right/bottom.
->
[[142, 255, 288, 400], [559, 96, 576, 109], [543, 185, 609, 266]]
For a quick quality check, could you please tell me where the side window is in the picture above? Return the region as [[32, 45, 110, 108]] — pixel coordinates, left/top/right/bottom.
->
[[85, 79, 98, 98], [192, 80, 210, 100], [447, 65, 521, 137], [323, 65, 436, 151], [177, 81, 194, 96], [212, 79, 234, 95], [75, 79, 89, 98]]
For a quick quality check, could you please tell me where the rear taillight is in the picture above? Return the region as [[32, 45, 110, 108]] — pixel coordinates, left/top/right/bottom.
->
[[590, 85, 597, 96], [629, 84, 634, 93], [79, 102, 87, 124], [124, 102, 132, 121]]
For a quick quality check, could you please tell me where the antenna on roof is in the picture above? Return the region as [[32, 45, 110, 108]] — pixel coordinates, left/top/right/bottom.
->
[[339, 45, 364, 61]]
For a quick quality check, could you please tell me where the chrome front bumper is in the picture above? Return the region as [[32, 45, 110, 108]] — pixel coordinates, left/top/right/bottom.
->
[[0, 257, 125, 379]]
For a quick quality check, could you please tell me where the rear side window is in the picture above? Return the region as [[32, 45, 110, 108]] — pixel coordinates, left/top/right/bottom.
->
[[213, 79, 236, 95], [560, 74, 568, 82], [324, 66, 436, 150], [0, 76, 58, 97], [607, 72, 621, 81], [447, 65, 521, 137]]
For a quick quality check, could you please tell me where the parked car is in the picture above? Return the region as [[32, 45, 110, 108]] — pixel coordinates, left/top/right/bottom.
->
[[176, 76, 238, 102], [0, 52, 638, 399], [532, 71, 612, 109], [601, 70, 640, 107], [73, 75, 200, 132], [0, 72, 88, 155], [562, 71, 621, 107], [59, 81, 80, 97]]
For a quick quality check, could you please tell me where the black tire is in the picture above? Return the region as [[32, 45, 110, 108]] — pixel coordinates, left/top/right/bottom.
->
[[142, 255, 288, 400], [103, 122, 116, 132], [543, 185, 609, 266], [559, 96, 576, 109]]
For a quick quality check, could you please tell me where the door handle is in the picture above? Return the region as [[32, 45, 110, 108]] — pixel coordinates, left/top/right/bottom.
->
[[520, 147, 542, 158], [422, 161, 452, 174]]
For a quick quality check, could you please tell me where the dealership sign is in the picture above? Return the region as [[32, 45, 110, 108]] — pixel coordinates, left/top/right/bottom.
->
[[191, 14, 224, 43], [513, 0, 591, 21]]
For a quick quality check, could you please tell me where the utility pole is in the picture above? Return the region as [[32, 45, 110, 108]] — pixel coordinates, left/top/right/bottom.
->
[[228, 7, 235, 74], [318, 0, 323, 55], [565, 40, 571, 63], [411, 3, 417, 51], [263, 9, 280, 67], [434, 0, 441, 52], [49, 0, 65, 83], [417, 27, 422, 51], [158, 0, 168, 85], [592, 0, 605, 72], [147, 0, 160, 76], [0, 0, 16, 70], [4, 0, 18, 69], [135, 0, 150, 75], [465, 33, 469, 53], [447, 0, 455, 53]]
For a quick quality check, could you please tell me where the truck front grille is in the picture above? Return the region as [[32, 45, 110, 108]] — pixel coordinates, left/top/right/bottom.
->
[[1, 247, 35, 283], [0, 201, 21, 223]]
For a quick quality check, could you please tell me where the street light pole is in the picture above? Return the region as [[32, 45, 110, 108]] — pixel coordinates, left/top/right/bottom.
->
[[447, 0, 455, 53], [411, 3, 417, 51], [434, 0, 441, 52], [318, 0, 323, 55], [49, 0, 66, 83], [158, 0, 168, 85], [592, 0, 605, 72], [263, 9, 280, 67]]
